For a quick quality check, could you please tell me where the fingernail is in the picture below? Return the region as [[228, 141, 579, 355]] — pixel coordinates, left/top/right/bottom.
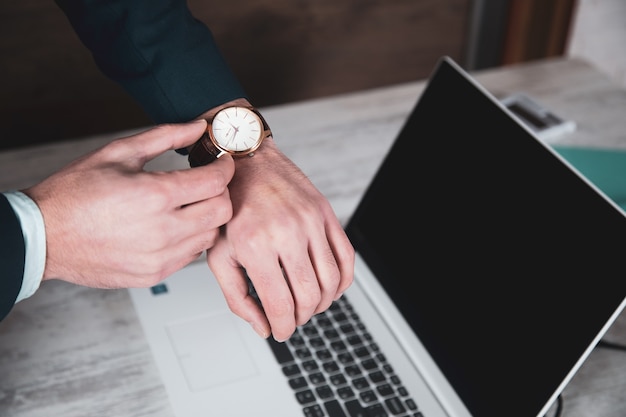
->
[[191, 118, 207, 127], [250, 322, 269, 339]]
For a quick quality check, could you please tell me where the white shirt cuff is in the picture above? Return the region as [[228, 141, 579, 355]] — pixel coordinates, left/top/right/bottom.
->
[[3, 191, 46, 303]]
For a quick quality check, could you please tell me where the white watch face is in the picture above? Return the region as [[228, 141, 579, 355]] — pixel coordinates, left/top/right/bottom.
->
[[210, 107, 264, 154]]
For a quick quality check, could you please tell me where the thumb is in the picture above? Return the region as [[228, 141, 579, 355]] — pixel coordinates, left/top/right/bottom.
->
[[124, 119, 208, 166]]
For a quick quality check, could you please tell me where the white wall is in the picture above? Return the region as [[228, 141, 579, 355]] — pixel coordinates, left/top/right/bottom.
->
[[567, 0, 626, 89]]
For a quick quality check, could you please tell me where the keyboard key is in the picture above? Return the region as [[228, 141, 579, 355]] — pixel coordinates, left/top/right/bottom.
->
[[304, 404, 325, 417], [291, 336, 307, 348], [328, 303, 342, 313], [296, 347, 313, 359], [354, 346, 371, 358], [337, 352, 355, 365], [303, 325, 320, 337], [362, 358, 378, 370], [309, 372, 326, 385], [290, 376, 309, 390], [359, 390, 378, 403], [364, 403, 387, 417], [405, 398, 418, 410], [324, 399, 348, 417], [376, 383, 394, 397], [369, 370, 386, 384], [316, 384, 335, 400], [303, 360, 320, 372], [340, 323, 356, 334], [345, 364, 362, 377], [331, 340, 348, 352], [267, 338, 294, 364], [311, 337, 326, 348], [345, 399, 367, 417], [337, 386, 356, 400], [324, 328, 341, 340], [333, 312, 349, 323], [317, 317, 333, 328], [353, 377, 370, 391], [346, 334, 362, 346], [330, 374, 348, 386], [323, 361, 340, 374], [296, 389, 316, 405], [317, 349, 333, 361], [283, 363, 301, 376]]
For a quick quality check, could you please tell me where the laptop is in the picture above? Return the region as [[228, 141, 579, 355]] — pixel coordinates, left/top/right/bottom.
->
[[129, 56, 626, 417]]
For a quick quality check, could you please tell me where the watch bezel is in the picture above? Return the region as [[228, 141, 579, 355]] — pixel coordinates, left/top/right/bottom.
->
[[187, 104, 272, 167], [207, 106, 266, 157]]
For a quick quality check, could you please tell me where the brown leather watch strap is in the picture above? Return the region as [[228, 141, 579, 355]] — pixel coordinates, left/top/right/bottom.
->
[[188, 132, 222, 167]]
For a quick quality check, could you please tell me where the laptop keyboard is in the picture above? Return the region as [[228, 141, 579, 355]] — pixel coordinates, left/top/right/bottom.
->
[[266, 296, 424, 417]]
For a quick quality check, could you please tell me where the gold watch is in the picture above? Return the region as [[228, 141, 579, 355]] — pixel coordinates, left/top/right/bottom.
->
[[188, 105, 272, 167]]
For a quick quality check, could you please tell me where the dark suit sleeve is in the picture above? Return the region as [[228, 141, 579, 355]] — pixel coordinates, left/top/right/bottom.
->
[[0, 194, 25, 321], [54, 0, 247, 124]]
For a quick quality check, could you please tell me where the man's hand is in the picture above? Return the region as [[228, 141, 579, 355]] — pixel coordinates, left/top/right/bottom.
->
[[25, 119, 235, 289], [207, 137, 355, 342]]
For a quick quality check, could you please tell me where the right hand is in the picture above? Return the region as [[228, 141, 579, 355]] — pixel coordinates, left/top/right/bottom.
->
[[24, 119, 235, 289]]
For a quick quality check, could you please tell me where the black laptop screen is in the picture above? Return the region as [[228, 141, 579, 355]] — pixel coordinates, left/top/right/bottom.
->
[[344, 57, 626, 417]]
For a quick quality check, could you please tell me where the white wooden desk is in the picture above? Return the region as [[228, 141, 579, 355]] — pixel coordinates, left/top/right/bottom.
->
[[2, 57, 626, 417]]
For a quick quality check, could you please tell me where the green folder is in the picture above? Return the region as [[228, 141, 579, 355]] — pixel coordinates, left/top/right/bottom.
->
[[553, 145, 626, 212]]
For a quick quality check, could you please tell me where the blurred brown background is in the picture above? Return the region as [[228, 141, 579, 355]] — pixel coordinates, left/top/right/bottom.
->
[[0, 0, 576, 151]]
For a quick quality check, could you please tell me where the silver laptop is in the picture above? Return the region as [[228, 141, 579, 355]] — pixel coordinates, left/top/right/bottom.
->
[[129, 56, 626, 417]]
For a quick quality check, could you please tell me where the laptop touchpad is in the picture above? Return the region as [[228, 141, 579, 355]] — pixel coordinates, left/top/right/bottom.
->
[[166, 313, 259, 392]]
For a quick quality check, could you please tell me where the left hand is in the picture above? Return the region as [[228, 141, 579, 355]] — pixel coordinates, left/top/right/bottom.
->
[[207, 137, 355, 342], [25, 120, 234, 290]]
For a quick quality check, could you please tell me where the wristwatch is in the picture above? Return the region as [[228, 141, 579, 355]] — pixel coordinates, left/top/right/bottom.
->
[[188, 105, 272, 167]]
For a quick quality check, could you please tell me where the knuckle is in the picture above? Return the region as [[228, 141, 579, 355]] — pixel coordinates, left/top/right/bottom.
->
[[264, 296, 295, 320], [195, 229, 220, 252]]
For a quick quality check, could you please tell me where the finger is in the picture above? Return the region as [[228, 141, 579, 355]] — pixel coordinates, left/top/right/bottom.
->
[[143, 250, 204, 288], [278, 252, 322, 324], [245, 263, 297, 342], [113, 119, 209, 167], [154, 193, 232, 267], [112, 243, 205, 289], [326, 221, 356, 298], [207, 243, 271, 339], [156, 240, 211, 279], [175, 190, 233, 238], [156, 154, 235, 207]]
